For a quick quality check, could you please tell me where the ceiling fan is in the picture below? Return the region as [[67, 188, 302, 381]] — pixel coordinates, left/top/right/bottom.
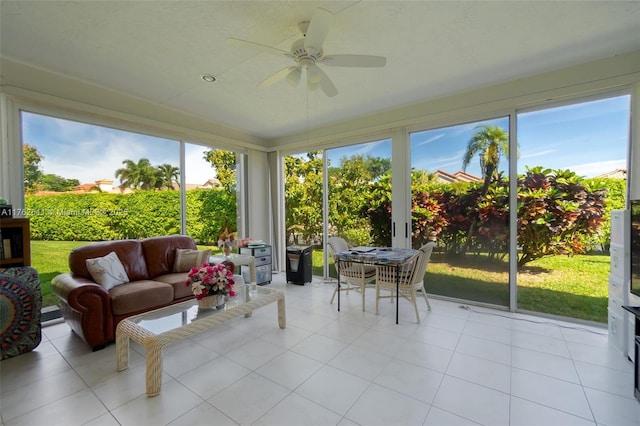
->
[[227, 7, 387, 97]]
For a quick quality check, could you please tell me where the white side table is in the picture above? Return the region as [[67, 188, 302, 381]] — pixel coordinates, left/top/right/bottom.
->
[[209, 253, 256, 284]]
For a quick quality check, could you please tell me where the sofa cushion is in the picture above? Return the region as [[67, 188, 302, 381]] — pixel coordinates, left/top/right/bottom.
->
[[69, 239, 149, 282], [85, 251, 129, 291], [153, 272, 194, 299], [142, 235, 197, 278], [173, 248, 211, 273], [109, 280, 174, 316]]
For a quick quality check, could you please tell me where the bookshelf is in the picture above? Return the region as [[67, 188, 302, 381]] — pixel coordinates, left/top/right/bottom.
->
[[0, 218, 31, 267]]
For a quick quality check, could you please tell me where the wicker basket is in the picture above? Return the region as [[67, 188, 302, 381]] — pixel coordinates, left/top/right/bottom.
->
[[197, 294, 226, 309]]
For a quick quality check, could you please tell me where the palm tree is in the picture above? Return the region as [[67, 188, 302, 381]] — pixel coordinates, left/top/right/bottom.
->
[[411, 169, 437, 187], [115, 158, 157, 190], [156, 163, 180, 190], [462, 125, 510, 194], [460, 125, 510, 253]]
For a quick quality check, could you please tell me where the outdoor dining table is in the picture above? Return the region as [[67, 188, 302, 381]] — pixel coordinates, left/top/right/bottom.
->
[[335, 247, 418, 324]]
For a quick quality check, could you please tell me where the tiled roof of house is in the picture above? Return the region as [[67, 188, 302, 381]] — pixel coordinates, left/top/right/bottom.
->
[[434, 169, 482, 183], [594, 168, 627, 179]]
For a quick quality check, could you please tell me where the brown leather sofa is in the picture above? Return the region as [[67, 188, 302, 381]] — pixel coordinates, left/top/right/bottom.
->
[[52, 235, 202, 350]]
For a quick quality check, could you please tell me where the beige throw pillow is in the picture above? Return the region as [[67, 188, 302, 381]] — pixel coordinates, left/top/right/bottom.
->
[[173, 248, 211, 273], [86, 251, 129, 291]]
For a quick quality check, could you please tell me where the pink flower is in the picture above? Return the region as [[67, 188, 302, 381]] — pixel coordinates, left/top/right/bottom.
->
[[184, 262, 236, 300]]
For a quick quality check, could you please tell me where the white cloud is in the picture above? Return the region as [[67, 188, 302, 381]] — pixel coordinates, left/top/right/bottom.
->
[[567, 159, 626, 178], [520, 149, 557, 159], [184, 144, 217, 185], [414, 133, 445, 146]]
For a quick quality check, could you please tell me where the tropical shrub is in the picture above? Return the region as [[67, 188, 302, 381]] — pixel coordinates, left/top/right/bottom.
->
[[516, 167, 607, 267], [584, 176, 625, 250], [25, 188, 236, 244], [366, 167, 609, 268]]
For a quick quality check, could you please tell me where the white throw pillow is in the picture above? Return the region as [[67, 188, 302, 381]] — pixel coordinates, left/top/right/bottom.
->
[[173, 248, 211, 273], [86, 251, 129, 291]]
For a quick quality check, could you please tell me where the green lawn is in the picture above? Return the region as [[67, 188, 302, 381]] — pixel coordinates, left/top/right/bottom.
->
[[424, 253, 608, 323], [32, 240, 87, 307], [315, 249, 609, 323], [35, 241, 609, 323]]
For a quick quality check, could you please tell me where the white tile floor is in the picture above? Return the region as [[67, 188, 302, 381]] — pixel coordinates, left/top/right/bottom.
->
[[2, 273, 640, 426]]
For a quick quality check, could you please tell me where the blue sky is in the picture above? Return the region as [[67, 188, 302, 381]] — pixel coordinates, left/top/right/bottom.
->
[[22, 95, 629, 186], [334, 95, 629, 179], [22, 113, 216, 185]]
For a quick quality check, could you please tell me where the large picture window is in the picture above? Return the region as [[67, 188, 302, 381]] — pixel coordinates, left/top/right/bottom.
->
[[20, 111, 243, 309]]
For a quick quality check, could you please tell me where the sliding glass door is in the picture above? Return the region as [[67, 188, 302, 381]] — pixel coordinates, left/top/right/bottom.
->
[[282, 139, 392, 279], [183, 143, 243, 253], [326, 139, 392, 248], [409, 118, 511, 307], [515, 95, 630, 322]]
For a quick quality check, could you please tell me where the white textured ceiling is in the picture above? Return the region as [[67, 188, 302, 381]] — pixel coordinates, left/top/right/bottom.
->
[[1, 1, 639, 140]]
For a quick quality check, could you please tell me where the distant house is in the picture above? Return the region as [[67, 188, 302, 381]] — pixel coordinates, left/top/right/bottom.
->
[[72, 183, 97, 192], [434, 170, 482, 184], [72, 179, 133, 194], [200, 178, 221, 188], [180, 178, 221, 190], [595, 168, 627, 179]]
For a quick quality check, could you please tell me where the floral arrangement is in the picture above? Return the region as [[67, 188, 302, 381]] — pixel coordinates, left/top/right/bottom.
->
[[218, 227, 236, 248], [185, 262, 236, 300]]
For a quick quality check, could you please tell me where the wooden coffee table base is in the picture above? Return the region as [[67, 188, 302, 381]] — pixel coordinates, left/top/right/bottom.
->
[[116, 289, 285, 396]]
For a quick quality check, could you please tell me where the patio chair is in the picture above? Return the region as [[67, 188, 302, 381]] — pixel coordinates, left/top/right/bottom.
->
[[375, 242, 436, 322], [328, 237, 376, 311]]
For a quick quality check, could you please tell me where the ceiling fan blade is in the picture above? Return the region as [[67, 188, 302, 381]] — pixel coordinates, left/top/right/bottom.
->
[[227, 37, 291, 58], [321, 54, 387, 68], [258, 66, 298, 88], [314, 66, 338, 97], [304, 8, 332, 55]]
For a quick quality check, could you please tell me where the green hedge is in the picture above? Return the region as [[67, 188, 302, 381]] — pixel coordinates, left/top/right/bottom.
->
[[25, 189, 236, 244]]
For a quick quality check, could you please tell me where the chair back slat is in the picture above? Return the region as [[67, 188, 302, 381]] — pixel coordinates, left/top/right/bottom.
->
[[413, 242, 436, 286]]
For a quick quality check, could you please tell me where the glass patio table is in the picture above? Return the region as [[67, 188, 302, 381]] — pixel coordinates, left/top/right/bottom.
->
[[116, 284, 285, 396], [335, 247, 417, 324]]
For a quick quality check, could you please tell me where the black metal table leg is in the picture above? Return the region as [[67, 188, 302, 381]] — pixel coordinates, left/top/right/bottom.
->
[[337, 258, 341, 311], [396, 263, 399, 324]]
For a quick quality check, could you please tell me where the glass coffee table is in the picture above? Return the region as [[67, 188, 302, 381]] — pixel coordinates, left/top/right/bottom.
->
[[115, 284, 285, 396]]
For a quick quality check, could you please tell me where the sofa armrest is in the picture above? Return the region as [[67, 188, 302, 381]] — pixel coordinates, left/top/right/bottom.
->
[[52, 273, 114, 350], [52, 273, 108, 305]]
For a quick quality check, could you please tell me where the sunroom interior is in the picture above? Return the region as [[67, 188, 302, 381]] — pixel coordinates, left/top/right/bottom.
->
[[2, 2, 640, 313], [2, 3, 640, 425]]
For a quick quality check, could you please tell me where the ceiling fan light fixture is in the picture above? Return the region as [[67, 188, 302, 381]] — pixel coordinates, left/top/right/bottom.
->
[[286, 68, 302, 87], [306, 64, 322, 84]]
